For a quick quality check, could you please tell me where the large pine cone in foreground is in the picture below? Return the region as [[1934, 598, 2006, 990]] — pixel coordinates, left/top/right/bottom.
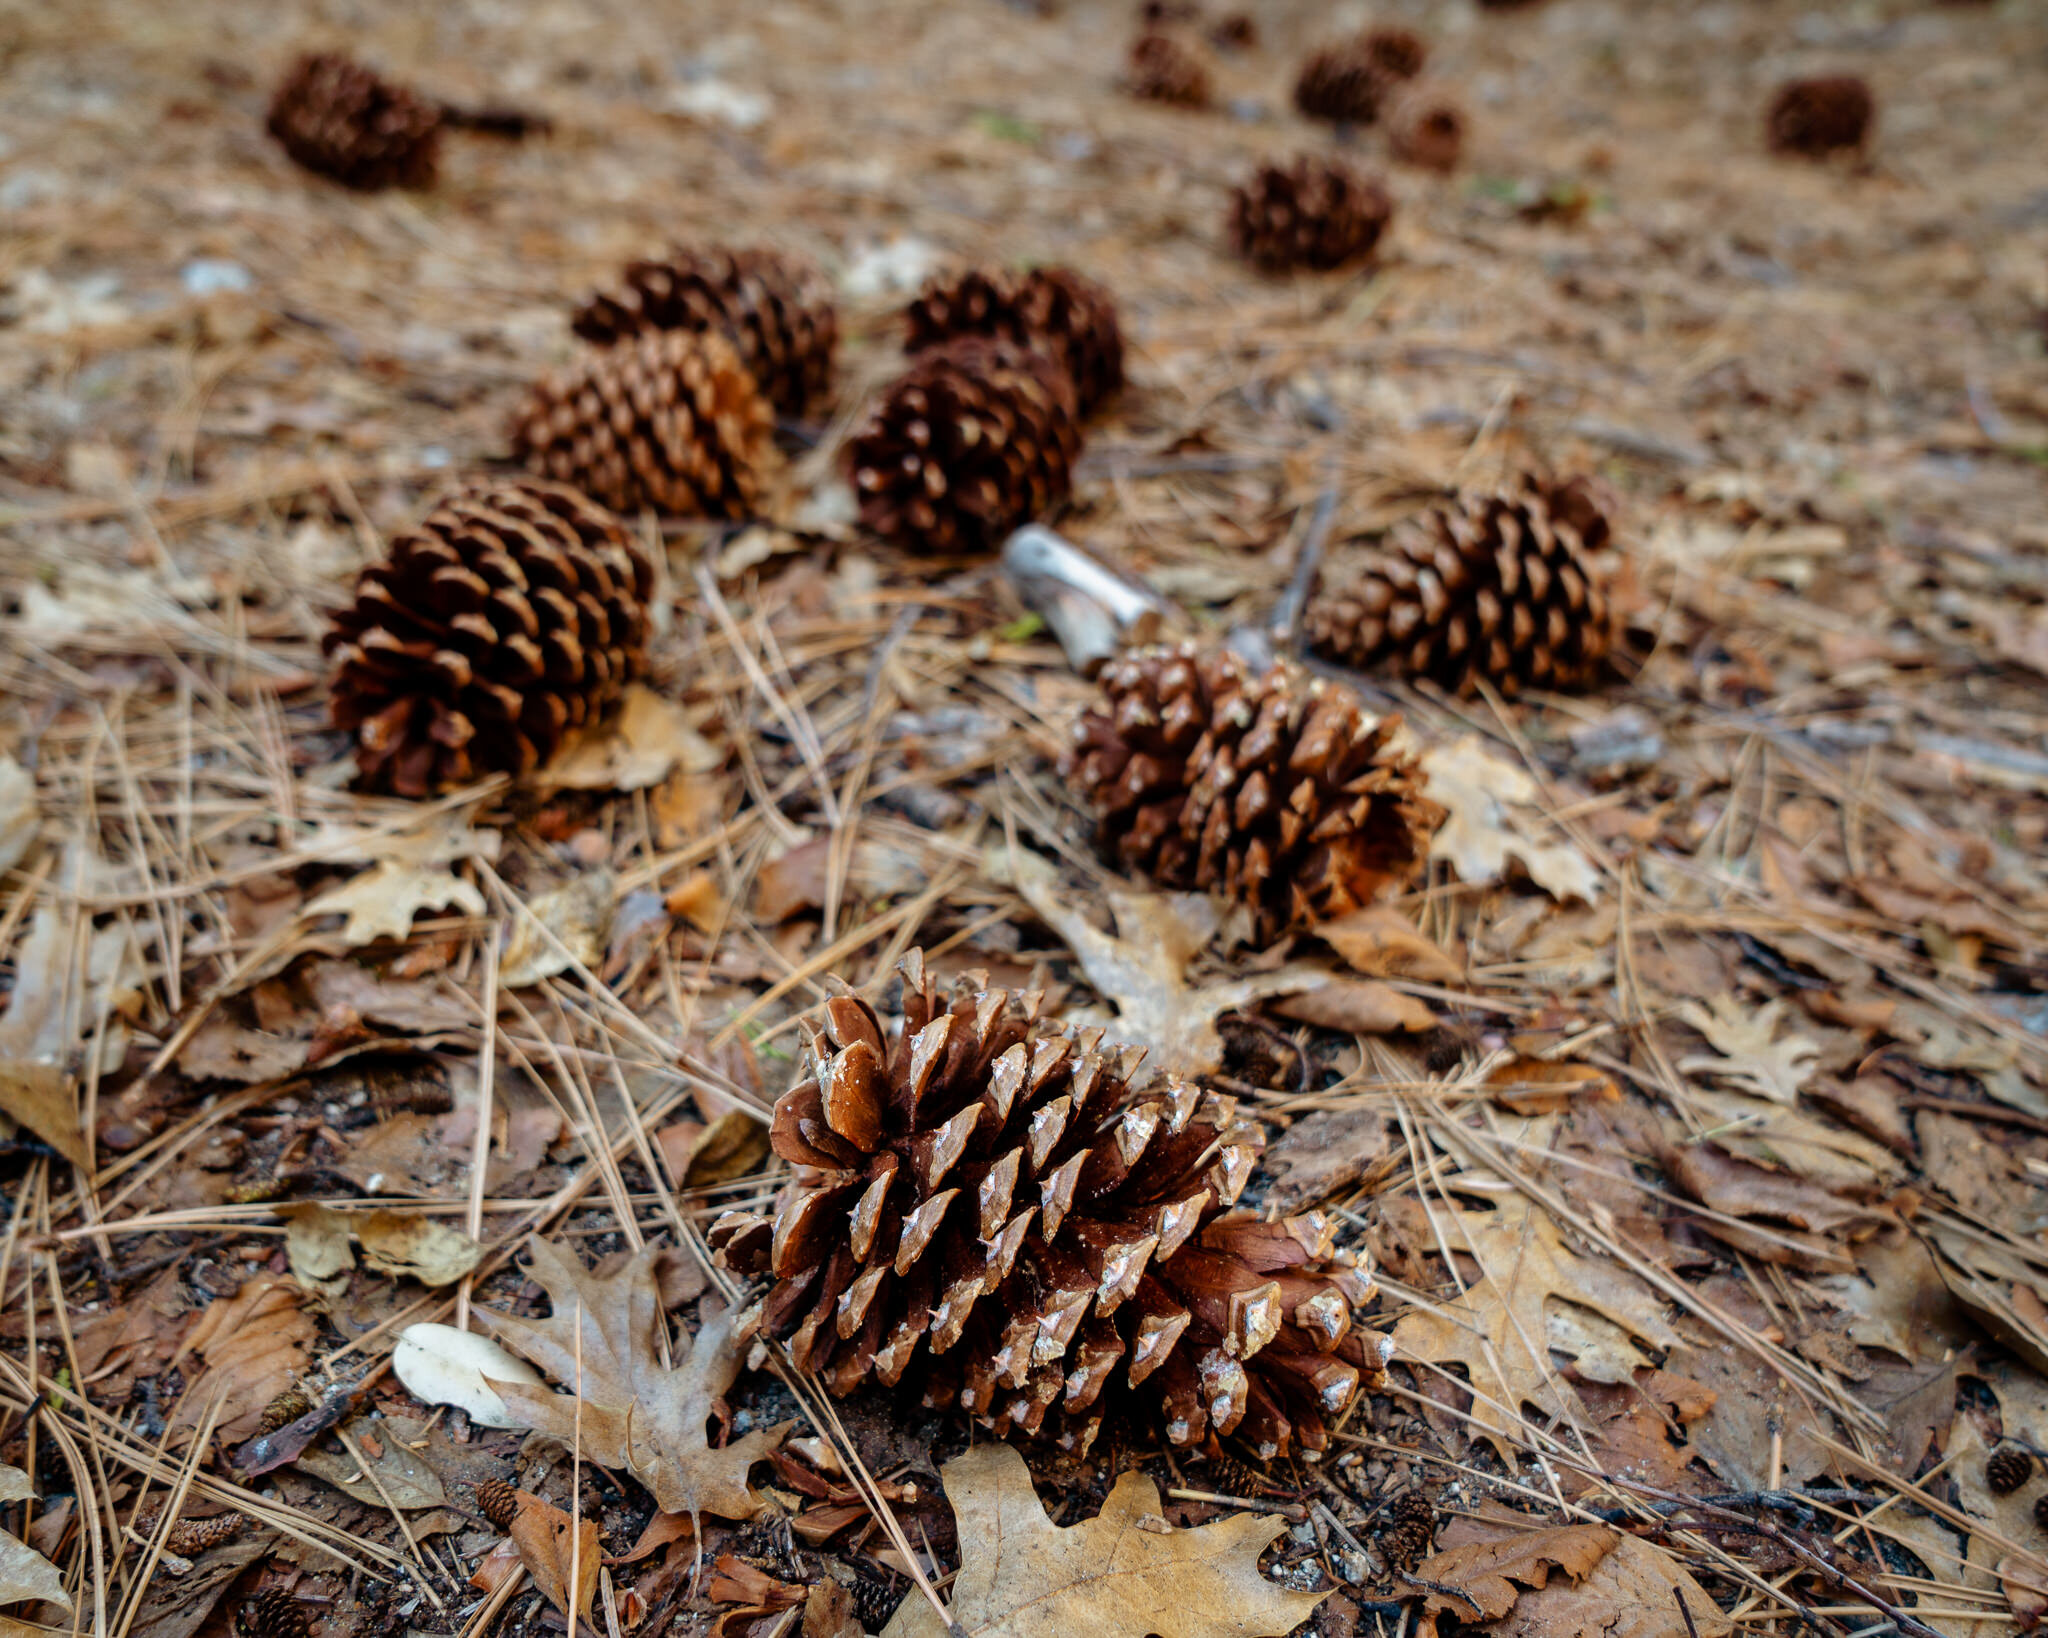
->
[[1066, 646, 1440, 944], [844, 340, 1080, 555], [325, 478, 651, 796], [1125, 32, 1213, 107], [1767, 75, 1873, 156], [510, 329, 773, 517], [570, 248, 838, 417], [1303, 472, 1619, 696], [266, 53, 443, 190], [904, 267, 1124, 415], [1230, 156, 1393, 273], [713, 951, 1388, 1456]]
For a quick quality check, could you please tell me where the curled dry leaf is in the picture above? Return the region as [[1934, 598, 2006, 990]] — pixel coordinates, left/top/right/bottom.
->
[[356, 1210, 483, 1286], [1485, 1057, 1620, 1115], [653, 1108, 770, 1189], [1411, 1520, 1618, 1621], [1270, 976, 1436, 1034], [1261, 1108, 1393, 1213], [1315, 904, 1462, 983], [279, 1202, 354, 1298], [0, 1060, 87, 1169], [477, 1238, 786, 1521], [506, 1489, 601, 1623], [881, 1444, 1326, 1638]]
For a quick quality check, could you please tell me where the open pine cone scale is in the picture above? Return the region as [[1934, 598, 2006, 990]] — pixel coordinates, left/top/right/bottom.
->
[[716, 953, 1386, 1457]]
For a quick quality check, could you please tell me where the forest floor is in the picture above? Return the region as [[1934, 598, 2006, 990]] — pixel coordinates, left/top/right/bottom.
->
[[3, 0, 2048, 1636]]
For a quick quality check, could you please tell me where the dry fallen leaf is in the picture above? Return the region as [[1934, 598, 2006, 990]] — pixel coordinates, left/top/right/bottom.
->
[[0, 1462, 69, 1612], [540, 684, 723, 793], [0, 756, 37, 877], [169, 1276, 315, 1442], [653, 1109, 770, 1189], [1270, 977, 1436, 1034], [1421, 736, 1602, 903], [1411, 1520, 1618, 1621], [506, 1489, 602, 1622], [279, 1202, 354, 1298], [1315, 904, 1463, 983], [356, 1211, 483, 1286], [1485, 1057, 1621, 1115], [880, 1443, 1326, 1638], [0, 1061, 87, 1169], [500, 870, 614, 989], [305, 860, 486, 947], [478, 1238, 785, 1522], [1677, 995, 1818, 1104], [296, 1434, 448, 1510], [1480, 1531, 1730, 1637], [1261, 1109, 1392, 1213]]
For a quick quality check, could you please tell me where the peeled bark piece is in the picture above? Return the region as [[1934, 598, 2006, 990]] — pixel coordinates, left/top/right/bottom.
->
[[1768, 75, 1874, 156], [904, 267, 1124, 413], [571, 247, 838, 416], [510, 328, 774, 518], [711, 952, 1387, 1456], [1064, 644, 1441, 946], [1303, 471, 1620, 697], [266, 53, 442, 190], [844, 340, 1080, 555], [1230, 155, 1393, 274], [324, 476, 653, 797]]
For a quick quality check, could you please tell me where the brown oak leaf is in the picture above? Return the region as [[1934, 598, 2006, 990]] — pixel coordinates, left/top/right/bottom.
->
[[478, 1238, 787, 1522], [1412, 1520, 1618, 1621], [506, 1489, 601, 1622]]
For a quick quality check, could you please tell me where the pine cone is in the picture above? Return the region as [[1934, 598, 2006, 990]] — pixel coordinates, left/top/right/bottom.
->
[[1125, 33, 1213, 107], [570, 248, 838, 417], [164, 1512, 246, 1554], [1303, 472, 1619, 697], [1379, 1489, 1435, 1570], [255, 1384, 313, 1436], [1229, 156, 1393, 273], [1989, 1446, 2035, 1497], [1388, 85, 1466, 172], [712, 951, 1389, 1457], [474, 1476, 520, 1529], [1293, 41, 1391, 125], [1767, 76, 1873, 156], [1209, 13, 1258, 52], [238, 1590, 310, 1638], [2035, 1492, 2048, 1535], [266, 53, 442, 190], [325, 476, 653, 796], [903, 267, 1123, 414], [510, 329, 774, 517], [1065, 645, 1439, 944], [844, 340, 1080, 555], [1361, 27, 1428, 82]]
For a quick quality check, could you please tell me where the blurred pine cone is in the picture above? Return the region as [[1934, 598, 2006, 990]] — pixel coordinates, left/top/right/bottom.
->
[[1229, 155, 1393, 273], [325, 476, 652, 797], [570, 248, 838, 417], [1302, 472, 1619, 697], [1767, 75, 1873, 156], [844, 340, 1080, 555], [712, 951, 1388, 1456], [510, 329, 774, 517], [1209, 13, 1258, 52], [266, 53, 442, 190], [1125, 32, 1213, 107], [1361, 26, 1428, 81], [1989, 1445, 2034, 1496], [1065, 644, 1439, 944], [903, 266, 1123, 413], [254, 1384, 313, 1435], [1388, 85, 1466, 172], [1293, 40, 1390, 125]]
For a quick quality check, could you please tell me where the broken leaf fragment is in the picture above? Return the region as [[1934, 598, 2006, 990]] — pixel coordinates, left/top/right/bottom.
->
[[500, 870, 614, 988], [0, 1466, 69, 1610], [357, 1211, 482, 1286]]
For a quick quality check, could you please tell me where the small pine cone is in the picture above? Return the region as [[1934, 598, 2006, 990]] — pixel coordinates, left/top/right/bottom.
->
[[1125, 33, 1213, 107], [711, 951, 1390, 1458], [166, 1512, 247, 1554], [1229, 156, 1393, 274], [1303, 472, 1619, 697], [850, 1576, 902, 1633], [510, 329, 774, 518], [1293, 41, 1391, 125], [1209, 13, 1257, 52], [1065, 645, 1438, 944], [474, 1476, 521, 1529], [1361, 27, 1428, 82], [255, 1384, 314, 1436], [1388, 85, 1466, 172], [2035, 1492, 2048, 1535], [266, 53, 442, 190], [1140, 0, 1200, 21], [1989, 1446, 2035, 1497], [1767, 75, 1873, 156], [238, 1589, 310, 1638], [844, 340, 1079, 555], [570, 248, 838, 416], [903, 267, 1123, 414], [325, 477, 653, 796]]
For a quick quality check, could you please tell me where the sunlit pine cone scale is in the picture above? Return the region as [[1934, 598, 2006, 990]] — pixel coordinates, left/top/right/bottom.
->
[[1230, 156, 1393, 273], [324, 476, 653, 796], [712, 952, 1389, 1458], [1066, 645, 1440, 945], [511, 329, 773, 517], [1767, 75, 1874, 156], [1125, 33, 1213, 107], [1303, 472, 1619, 697], [570, 248, 838, 416], [845, 340, 1080, 555], [904, 267, 1124, 414], [266, 53, 442, 190]]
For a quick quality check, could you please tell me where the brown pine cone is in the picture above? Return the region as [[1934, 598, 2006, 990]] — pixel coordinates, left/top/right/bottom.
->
[[474, 1476, 521, 1529], [1302, 472, 1619, 697], [510, 329, 774, 517], [1229, 155, 1393, 274], [1767, 75, 1873, 156], [1388, 84, 1466, 172], [844, 340, 1080, 555], [904, 267, 1124, 415], [254, 1384, 314, 1436], [570, 248, 838, 417], [1125, 32, 1213, 107], [1293, 40, 1391, 125], [1989, 1445, 2035, 1496], [1209, 13, 1257, 52], [1379, 1489, 1435, 1570], [1361, 27, 1428, 82], [712, 951, 1389, 1457], [1065, 645, 1439, 944], [325, 476, 652, 796], [266, 53, 442, 190], [238, 1590, 310, 1638]]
